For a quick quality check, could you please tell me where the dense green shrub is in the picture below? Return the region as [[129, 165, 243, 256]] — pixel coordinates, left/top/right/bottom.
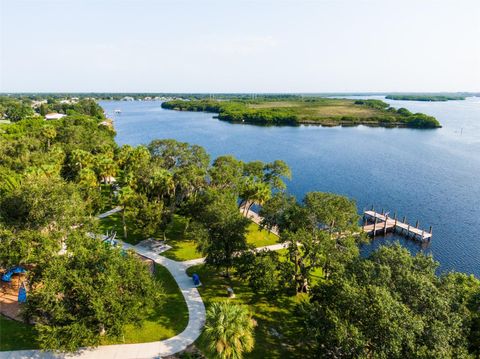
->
[[405, 113, 441, 128]]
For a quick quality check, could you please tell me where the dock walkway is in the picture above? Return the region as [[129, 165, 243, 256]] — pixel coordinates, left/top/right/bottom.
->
[[363, 210, 432, 241]]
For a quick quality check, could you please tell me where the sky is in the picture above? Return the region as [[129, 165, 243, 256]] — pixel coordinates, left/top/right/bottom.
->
[[1, 0, 479, 93]]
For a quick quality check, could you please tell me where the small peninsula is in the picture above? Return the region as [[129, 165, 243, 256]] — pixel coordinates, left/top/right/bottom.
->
[[161, 98, 441, 128], [386, 94, 466, 102]]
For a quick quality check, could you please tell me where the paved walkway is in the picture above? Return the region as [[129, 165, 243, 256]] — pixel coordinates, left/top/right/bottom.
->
[[0, 242, 206, 359], [97, 206, 122, 219], [0, 208, 283, 359], [181, 242, 287, 270]]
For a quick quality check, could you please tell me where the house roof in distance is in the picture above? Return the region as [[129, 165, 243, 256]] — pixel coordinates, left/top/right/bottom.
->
[[45, 113, 66, 120]]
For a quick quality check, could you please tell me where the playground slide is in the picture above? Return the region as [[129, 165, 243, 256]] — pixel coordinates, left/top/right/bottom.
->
[[1, 266, 26, 282]]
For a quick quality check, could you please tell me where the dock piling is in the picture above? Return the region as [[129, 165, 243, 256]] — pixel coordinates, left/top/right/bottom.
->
[[363, 210, 432, 242]]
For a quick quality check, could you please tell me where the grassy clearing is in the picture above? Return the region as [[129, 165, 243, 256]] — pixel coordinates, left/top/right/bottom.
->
[[187, 264, 309, 359], [97, 212, 148, 245], [162, 220, 279, 261], [160, 216, 200, 261], [0, 315, 38, 351], [248, 98, 380, 120], [246, 222, 278, 247], [105, 264, 188, 344], [97, 213, 196, 255], [98, 212, 279, 261]]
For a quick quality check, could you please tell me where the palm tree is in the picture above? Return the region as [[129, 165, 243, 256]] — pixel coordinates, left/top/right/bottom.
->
[[95, 154, 117, 184], [204, 301, 255, 359], [117, 186, 135, 240], [239, 178, 271, 215], [70, 149, 94, 174]]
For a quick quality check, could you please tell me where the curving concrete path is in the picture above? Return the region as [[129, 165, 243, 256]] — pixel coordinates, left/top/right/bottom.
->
[[0, 209, 284, 359], [0, 243, 206, 359]]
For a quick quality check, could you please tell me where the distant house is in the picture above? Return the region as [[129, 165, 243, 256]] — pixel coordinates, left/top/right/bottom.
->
[[59, 98, 79, 104], [99, 120, 114, 128], [45, 113, 66, 120], [101, 176, 116, 184], [31, 100, 47, 108]]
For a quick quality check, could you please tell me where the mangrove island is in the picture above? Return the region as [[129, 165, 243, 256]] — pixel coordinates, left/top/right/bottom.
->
[[161, 97, 442, 128]]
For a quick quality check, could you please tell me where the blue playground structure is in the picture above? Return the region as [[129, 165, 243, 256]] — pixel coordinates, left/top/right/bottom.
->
[[1, 266, 26, 282], [1, 266, 28, 303], [192, 273, 201, 286], [18, 283, 27, 303]]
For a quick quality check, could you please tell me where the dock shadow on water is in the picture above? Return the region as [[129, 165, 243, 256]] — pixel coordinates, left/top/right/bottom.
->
[[360, 233, 432, 260]]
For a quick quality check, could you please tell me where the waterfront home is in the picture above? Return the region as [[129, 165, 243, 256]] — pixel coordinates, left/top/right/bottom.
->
[[59, 98, 79, 104], [31, 99, 47, 108]]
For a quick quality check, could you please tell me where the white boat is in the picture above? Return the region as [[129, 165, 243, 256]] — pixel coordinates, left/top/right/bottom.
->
[[114, 109, 121, 114]]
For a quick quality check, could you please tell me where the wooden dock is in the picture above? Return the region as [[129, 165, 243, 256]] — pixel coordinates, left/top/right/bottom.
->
[[363, 210, 432, 241]]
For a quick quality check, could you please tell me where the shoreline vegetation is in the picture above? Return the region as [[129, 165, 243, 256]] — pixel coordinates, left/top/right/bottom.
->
[[386, 94, 466, 102], [161, 98, 442, 128]]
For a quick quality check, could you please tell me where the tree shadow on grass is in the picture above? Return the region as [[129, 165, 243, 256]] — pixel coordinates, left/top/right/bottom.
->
[[186, 265, 310, 358], [0, 315, 39, 351], [105, 264, 189, 345]]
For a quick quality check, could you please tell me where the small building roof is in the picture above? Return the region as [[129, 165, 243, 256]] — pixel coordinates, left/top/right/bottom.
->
[[45, 113, 66, 120]]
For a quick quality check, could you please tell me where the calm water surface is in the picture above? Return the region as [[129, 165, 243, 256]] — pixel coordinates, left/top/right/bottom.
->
[[100, 97, 480, 276]]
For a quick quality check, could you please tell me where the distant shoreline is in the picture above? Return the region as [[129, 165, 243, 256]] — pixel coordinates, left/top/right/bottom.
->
[[386, 95, 466, 102]]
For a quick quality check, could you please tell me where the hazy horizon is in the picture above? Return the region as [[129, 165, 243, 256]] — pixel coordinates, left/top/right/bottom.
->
[[0, 91, 478, 95], [1, 0, 479, 93]]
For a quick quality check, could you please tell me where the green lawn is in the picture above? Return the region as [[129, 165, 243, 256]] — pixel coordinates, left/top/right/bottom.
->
[[246, 223, 278, 247], [99, 212, 279, 261], [248, 98, 381, 120], [0, 315, 38, 351], [0, 264, 187, 350], [186, 265, 309, 358], [105, 264, 188, 344], [159, 216, 200, 261], [162, 220, 279, 261]]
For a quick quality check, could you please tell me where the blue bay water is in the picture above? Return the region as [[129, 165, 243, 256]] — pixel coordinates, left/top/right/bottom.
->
[[100, 97, 480, 276]]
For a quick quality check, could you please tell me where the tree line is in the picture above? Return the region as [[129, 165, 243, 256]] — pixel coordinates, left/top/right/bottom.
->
[[0, 108, 160, 351], [0, 97, 105, 122], [386, 94, 466, 101]]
